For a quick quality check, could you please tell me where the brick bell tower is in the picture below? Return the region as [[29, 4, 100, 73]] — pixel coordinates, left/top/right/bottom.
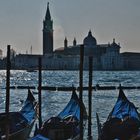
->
[[43, 2, 53, 55]]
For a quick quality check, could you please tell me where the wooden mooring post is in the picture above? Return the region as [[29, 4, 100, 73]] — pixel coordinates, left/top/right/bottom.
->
[[38, 57, 42, 128], [79, 45, 84, 140], [88, 57, 93, 140], [5, 45, 11, 140]]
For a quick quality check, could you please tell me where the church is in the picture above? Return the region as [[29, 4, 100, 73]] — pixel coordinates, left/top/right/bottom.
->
[[12, 2, 124, 70], [42, 2, 123, 70]]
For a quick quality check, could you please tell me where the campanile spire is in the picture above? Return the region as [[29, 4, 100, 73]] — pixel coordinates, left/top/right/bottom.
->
[[45, 2, 51, 20], [43, 2, 53, 55]]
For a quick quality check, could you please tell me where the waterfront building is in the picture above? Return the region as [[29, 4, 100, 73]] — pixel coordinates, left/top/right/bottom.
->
[[121, 52, 140, 70], [10, 3, 124, 70], [0, 49, 3, 59], [101, 39, 123, 70], [55, 31, 123, 70], [2, 2, 140, 70], [13, 54, 80, 70], [13, 54, 41, 69]]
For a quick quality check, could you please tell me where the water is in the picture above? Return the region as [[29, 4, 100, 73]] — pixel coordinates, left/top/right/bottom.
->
[[1, 70, 140, 139]]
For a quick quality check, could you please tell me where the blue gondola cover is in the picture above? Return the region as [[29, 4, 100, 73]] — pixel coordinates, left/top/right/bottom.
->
[[31, 89, 85, 140], [20, 90, 36, 123], [109, 88, 140, 121], [58, 90, 80, 120], [20, 101, 36, 123], [32, 134, 50, 140]]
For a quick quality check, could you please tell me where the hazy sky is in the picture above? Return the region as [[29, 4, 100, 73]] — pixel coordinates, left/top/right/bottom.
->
[[0, 0, 140, 56]]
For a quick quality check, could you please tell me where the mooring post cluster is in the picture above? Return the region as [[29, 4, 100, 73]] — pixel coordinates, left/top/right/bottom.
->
[[4, 44, 94, 140]]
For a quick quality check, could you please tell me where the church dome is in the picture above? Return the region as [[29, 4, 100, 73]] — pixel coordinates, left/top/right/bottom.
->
[[83, 30, 97, 47]]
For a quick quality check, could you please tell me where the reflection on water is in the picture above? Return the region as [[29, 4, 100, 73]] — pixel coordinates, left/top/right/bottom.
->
[[0, 70, 140, 139]]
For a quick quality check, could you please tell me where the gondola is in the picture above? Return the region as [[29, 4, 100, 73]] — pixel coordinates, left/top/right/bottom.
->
[[97, 88, 140, 140], [0, 89, 38, 140], [32, 89, 87, 140]]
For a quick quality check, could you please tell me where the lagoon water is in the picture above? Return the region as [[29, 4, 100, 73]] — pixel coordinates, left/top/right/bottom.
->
[[0, 70, 140, 139]]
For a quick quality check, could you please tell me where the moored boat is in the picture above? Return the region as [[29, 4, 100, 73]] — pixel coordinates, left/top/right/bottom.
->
[[0, 89, 38, 140], [32, 88, 87, 140], [97, 88, 140, 140], [26, 68, 37, 73]]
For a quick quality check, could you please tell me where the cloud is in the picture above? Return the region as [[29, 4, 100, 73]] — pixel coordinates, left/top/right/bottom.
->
[[54, 25, 65, 49]]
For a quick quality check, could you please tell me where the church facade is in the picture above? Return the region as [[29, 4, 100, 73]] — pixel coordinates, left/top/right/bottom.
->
[[54, 30, 123, 70]]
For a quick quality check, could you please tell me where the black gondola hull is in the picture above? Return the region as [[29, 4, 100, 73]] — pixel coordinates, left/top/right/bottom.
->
[[98, 89, 140, 140], [2, 121, 34, 140], [0, 90, 37, 140], [0, 112, 36, 140]]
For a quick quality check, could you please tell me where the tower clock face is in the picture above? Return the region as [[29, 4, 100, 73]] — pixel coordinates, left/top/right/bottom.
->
[[45, 25, 52, 30], [45, 21, 52, 30], [45, 25, 48, 28]]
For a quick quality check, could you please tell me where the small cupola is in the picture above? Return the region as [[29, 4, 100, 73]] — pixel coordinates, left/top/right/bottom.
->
[[64, 37, 68, 49], [73, 38, 77, 46]]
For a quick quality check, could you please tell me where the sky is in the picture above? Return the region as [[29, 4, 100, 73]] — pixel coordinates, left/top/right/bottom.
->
[[0, 0, 140, 56]]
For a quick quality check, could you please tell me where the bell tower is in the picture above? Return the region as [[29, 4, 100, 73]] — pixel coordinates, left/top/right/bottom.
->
[[43, 2, 53, 55]]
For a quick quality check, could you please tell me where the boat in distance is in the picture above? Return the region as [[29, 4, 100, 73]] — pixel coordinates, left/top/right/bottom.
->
[[32, 88, 87, 140], [0, 89, 38, 140], [97, 88, 140, 140]]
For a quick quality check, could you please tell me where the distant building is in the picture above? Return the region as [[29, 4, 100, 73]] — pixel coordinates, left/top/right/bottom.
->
[[13, 54, 41, 69], [121, 52, 140, 70], [11, 3, 124, 70], [0, 49, 4, 69], [13, 54, 80, 70], [10, 48, 16, 59], [101, 40, 123, 70], [2, 2, 140, 70], [0, 49, 3, 59], [54, 31, 123, 70]]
